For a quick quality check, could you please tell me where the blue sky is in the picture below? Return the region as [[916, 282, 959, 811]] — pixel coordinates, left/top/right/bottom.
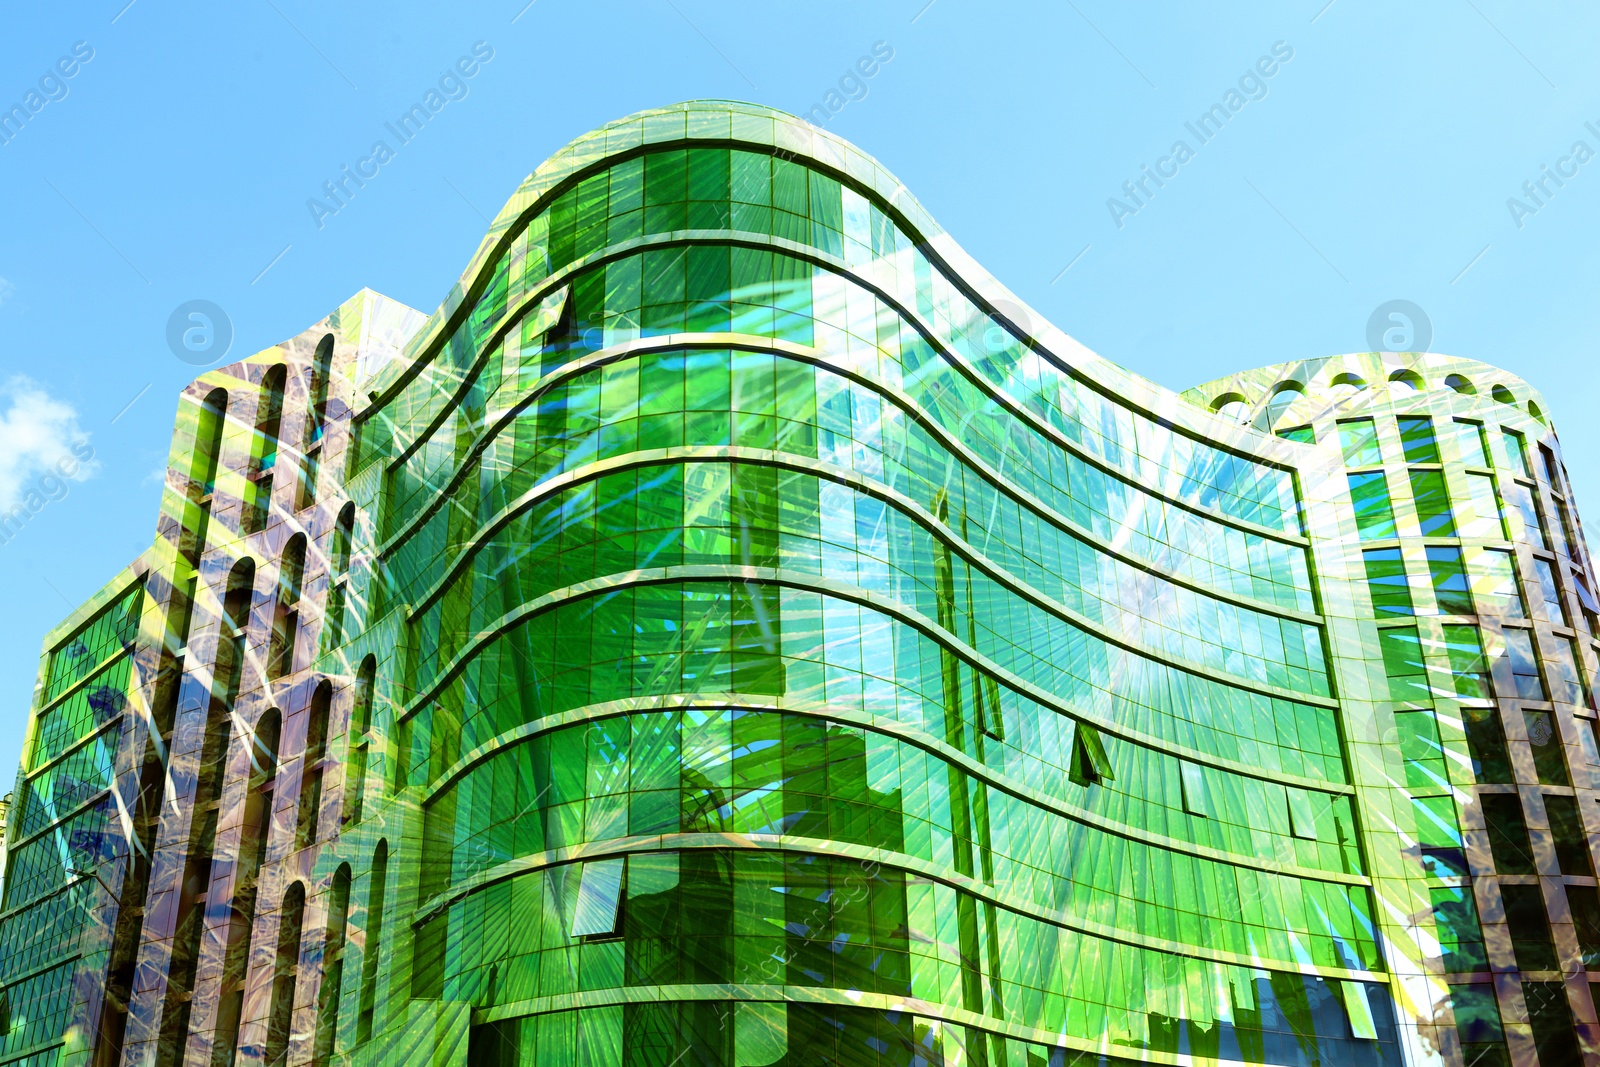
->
[[1, 0, 1597, 777]]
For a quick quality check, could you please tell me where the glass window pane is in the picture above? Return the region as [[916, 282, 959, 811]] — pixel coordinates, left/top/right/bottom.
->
[[1431, 886, 1489, 972], [1399, 415, 1440, 463], [1462, 707, 1513, 783], [1339, 417, 1383, 467], [1381, 626, 1430, 706], [1544, 794, 1591, 875], [1502, 429, 1530, 478], [1498, 628, 1546, 700], [1502, 885, 1557, 969], [1557, 499, 1580, 560], [1396, 709, 1450, 793], [1363, 547, 1413, 617], [1179, 760, 1209, 816], [1547, 498, 1572, 559], [1409, 469, 1456, 537], [1545, 638, 1589, 708], [1469, 549, 1525, 618], [1525, 980, 1583, 1067], [1427, 546, 1473, 615], [1349, 471, 1398, 540], [1539, 444, 1562, 487], [1278, 424, 1315, 445], [1441, 624, 1492, 699], [1462, 474, 1507, 540], [1482, 793, 1535, 874], [1513, 488, 1549, 549], [1575, 573, 1600, 633], [1448, 983, 1504, 1043], [1286, 787, 1319, 839], [1523, 709, 1568, 784], [571, 857, 626, 937], [1569, 886, 1600, 968], [1532, 558, 1566, 624], [1454, 419, 1489, 467]]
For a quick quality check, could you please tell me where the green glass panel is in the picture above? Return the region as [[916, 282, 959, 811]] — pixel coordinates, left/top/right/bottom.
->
[[1363, 547, 1413, 617], [1409, 469, 1455, 537], [1349, 471, 1398, 540], [1380, 626, 1429, 706], [1427, 546, 1473, 616], [1398, 415, 1440, 463], [1278, 424, 1315, 445], [1338, 418, 1382, 467], [1441, 624, 1491, 699]]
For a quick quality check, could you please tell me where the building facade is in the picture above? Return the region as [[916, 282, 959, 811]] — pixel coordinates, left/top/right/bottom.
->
[[0, 100, 1592, 1067]]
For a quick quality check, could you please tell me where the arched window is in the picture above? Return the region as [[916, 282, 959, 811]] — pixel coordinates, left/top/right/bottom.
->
[[157, 554, 251, 1057], [307, 334, 335, 448], [263, 881, 307, 1067], [1388, 369, 1424, 394], [1492, 384, 1517, 405], [296, 681, 332, 850], [1329, 372, 1367, 397], [356, 841, 389, 1043], [1445, 373, 1476, 395], [215, 707, 281, 1066], [312, 864, 353, 1066], [167, 387, 232, 647], [270, 535, 307, 679], [324, 503, 357, 650], [246, 365, 287, 534], [1210, 392, 1249, 423], [1265, 383, 1304, 428], [1528, 400, 1545, 422], [219, 557, 257, 706], [342, 656, 377, 828], [298, 334, 336, 511], [180, 388, 228, 568]]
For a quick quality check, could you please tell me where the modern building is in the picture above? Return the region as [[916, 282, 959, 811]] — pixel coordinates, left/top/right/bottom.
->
[[0, 100, 1593, 1067]]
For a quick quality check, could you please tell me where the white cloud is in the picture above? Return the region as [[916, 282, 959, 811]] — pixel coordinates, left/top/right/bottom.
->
[[0, 278, 13, 307], [0, 377, 97, 512]]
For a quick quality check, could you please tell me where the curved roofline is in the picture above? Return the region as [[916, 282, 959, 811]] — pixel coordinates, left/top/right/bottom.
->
[[359, 99, 1319, 475], [1187, 351, 1549, 408]]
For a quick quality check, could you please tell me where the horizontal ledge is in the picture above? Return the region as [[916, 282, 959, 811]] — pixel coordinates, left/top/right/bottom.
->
[[419, 695, 1367, 883], [377, 226, 1309, 552], [399, 449, 1327, 698], [411, 831, 1384, 985], [400, 564, 1349, 790], [476, 981, 1384, 1065]]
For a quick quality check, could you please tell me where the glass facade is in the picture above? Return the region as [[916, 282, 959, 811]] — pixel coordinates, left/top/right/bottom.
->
[[0, 101, 1592, 1067], [1191, 356, 1600, 1067]]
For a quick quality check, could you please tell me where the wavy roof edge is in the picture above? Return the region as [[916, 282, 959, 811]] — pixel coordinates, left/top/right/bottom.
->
[[1185, 351, 1552, 425], [355, 99, 1315, 468]]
